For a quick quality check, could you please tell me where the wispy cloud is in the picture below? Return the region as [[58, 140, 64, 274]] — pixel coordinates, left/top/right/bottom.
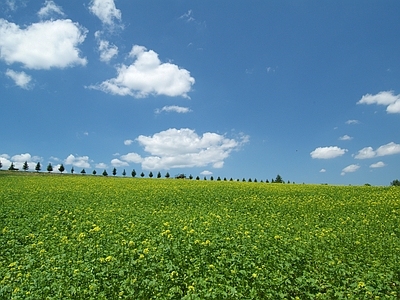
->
[[369, 161, 386, 168], [155, 106, 192, 114], [89, 0, 121, 27], [38, 0, 65, 19], [179, 10, 195, 22], [345, 119, 359, 125]]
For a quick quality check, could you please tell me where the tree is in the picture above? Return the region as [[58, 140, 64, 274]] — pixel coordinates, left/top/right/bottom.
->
[[22, 161, 29, 171], [217, 176, 221, 181], [131, 169, 136, 177], [102, 170, 108, 176], [92, 170, 97, 175], [81, 169, 86, 175], [112, 168, 117, 176], [266, 179, 269, 183], [165, 172, 170, 179], [196, 176, 200, 180], [8, 162, 17, 171], [140, 172, 145, 178], [189, 174, 193, 180], [58, 164, 65, 174], [275, 174, 284, 183], [122, 169, 126, 177], [210, 176, 214, 181], [0, 161, 2, 169], [71, 167, 74, 174], [47, 163, 53, 173], [149, 171, 153, 178], [157, 171, 161, 178], [390, 179, 400, 186], [35, 162, 41, 172]]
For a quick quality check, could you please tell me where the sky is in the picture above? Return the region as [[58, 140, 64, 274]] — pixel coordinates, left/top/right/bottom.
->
[[1, 0, 400, 185]]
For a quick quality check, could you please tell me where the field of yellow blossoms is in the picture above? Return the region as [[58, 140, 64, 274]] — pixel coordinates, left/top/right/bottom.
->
[[0, 172, 399, 299]]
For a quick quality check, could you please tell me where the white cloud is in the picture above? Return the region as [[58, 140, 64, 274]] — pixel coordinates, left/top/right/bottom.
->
[[357, 91, 400, 114], [376, 142, 400, 156], [121, 128, 248, 170], [179, 10, 195, 22], [64, 154, 90, 168], [5, 69, 32, 89], [90, 45, 195, 98], [95, 162, 108, 169], [0, 19, 87, 69], [38, 0, 65, 19], [124, 139, 134, 146], [98, 39, 118, 62], [89, 0, 121, 26], [339, 135, 353, 141], [319, 169, 326, 173], [354, 147, 375, 159], [120, 153, 143, 163], [345, 120, 359, 125], [155, 105, 192, 114], [200, 170, 213, 176], [310, 146, 347, 159], [341, 164, 360, 176], [111, 158, 129, 167], [5, 153, 41, 170], [370, 161, 386, 168], [355, 142, 400, 159]]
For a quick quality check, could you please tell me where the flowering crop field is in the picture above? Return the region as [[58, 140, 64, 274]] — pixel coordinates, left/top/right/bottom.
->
[[0, 173, 399, 299]]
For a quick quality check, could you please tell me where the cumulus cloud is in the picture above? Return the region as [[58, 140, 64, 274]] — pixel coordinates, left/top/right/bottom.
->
[[355, 142, 400, 159], [5, 69, 32, 89], [89, 0, 121, 26], [200, 170, 213, 176], [310, 146, 347, 159], [95, 162, 108, 169], [118, 128, 248, 170], [38, 0, 65, 19], [155, 105, 192, 114], [124, 139, 134, 146], [0, 19, 87, 69], [120, 153, 143, 163], [370, 161, 386, 168], [319, 169, 326, 173], [64, 154, 90, 168], [0, 153, 42, 170], [357, 91, 400, 114], [111, 158, 129, 167], [339, 135, 353, 141], [90, 45, 195, 98], [341, 164, 360, 176]]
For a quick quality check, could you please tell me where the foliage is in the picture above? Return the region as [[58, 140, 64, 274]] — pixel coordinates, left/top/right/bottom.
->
[[112, 168, 117, 176], [0, 175, 399, 299], [46, 163, 53, 173], [131, 170, 136, 178], [22, 161, 29, 171], [275, 174, 284, 183], [390, 179, 400, 186], [35, 162, 41, 172], [58, 164, 65, 174]]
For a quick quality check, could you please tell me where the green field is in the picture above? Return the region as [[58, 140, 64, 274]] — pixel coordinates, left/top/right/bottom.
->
[[0, 173, 399, 299]]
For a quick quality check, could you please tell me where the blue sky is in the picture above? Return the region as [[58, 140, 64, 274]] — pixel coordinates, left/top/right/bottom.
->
[[1, 0, 400, 185]]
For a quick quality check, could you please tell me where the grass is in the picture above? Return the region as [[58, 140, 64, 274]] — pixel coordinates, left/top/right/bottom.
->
[[0, 172, 399, 299]]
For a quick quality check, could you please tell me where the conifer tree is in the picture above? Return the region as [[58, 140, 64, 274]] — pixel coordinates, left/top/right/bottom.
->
[[22, 161, 29, 171], [35, 162, 41, 172], [47, 163, 53, 173], [58, 164, 65, 174], [131, 169, 136, 177]]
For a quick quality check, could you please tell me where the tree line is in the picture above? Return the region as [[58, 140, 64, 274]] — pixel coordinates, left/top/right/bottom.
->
[[1, 161, 289, 183]]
